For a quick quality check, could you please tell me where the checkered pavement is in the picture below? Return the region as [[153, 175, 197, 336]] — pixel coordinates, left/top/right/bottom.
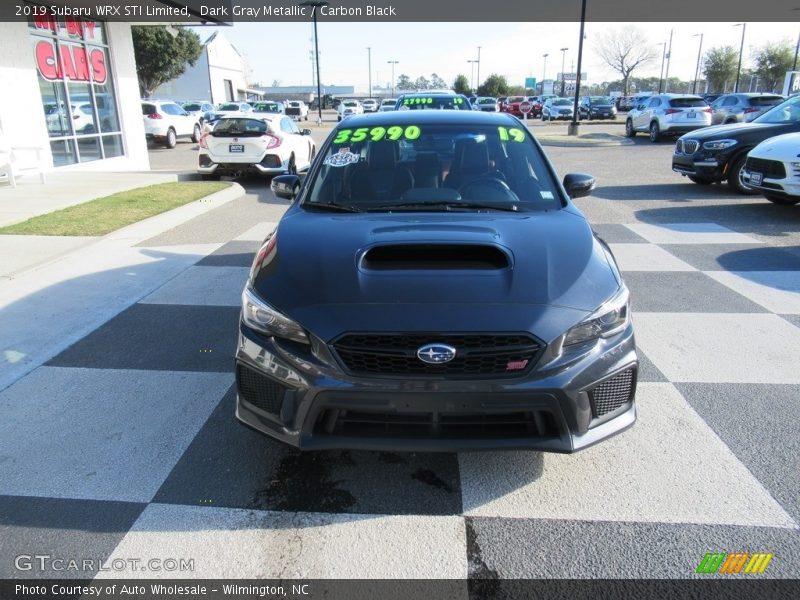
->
[[1, 219, 799, 581]]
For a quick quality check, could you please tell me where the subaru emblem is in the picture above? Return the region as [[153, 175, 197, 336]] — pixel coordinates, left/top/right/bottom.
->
[[417, 343, 457, 364]]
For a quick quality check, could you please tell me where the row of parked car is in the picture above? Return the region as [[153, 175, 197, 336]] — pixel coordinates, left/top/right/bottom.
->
[[652, 93, 800, 205], [141, 99, 312, 148]]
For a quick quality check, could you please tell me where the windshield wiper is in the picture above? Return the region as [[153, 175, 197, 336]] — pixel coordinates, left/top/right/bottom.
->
[[304, 203, 363, 213], [365, 201, 519, 212]]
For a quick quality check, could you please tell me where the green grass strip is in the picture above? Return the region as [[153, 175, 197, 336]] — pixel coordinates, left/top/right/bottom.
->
[[0, 181, 231, 236]]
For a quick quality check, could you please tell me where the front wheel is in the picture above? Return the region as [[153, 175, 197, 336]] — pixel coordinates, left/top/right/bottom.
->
[[625, 119, 635, 137], [727, 155, 759, 195], [649, 122, 661, 143], [764, 194, 800, 206], [191, 124, 201, 143]]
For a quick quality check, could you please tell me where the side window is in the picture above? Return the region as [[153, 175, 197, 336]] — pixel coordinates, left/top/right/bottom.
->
[[647, 98, 660, 108], [280, 118, 298, 134], [162, 103, 182, 116], [711, 98, 724, 108], [723, 97, 737, 107]]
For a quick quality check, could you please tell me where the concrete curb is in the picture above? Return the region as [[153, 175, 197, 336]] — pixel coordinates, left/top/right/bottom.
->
[[536, 135, 634, 148]]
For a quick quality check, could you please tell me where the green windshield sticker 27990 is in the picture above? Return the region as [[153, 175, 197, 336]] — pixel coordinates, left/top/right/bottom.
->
[[333, 126, 422, 144]]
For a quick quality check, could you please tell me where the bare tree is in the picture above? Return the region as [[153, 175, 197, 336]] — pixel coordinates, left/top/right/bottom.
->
[[595, 26, 657, 96]]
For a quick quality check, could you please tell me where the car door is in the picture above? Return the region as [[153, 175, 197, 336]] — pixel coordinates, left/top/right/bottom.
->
[[636, 97, 659, 130], [279, 117, 309, 167], [163, 103, 193, 136]]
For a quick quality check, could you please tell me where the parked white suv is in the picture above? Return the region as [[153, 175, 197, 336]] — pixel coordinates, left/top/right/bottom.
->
[[142, 100, 201, 149], [285, 101, 309, 121], [741, 132, 800, 205], [337, 100, 363, 121], [625, 94, 711, 142]]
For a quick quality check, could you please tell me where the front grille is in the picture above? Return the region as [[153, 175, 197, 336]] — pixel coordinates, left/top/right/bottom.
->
[[332, 333, 542, 377], [285, 108, 301, 116], [558, 109, 571, 115], [315, 408, 560, 440], [237, 364, 286, 415], [746, 157, 786, 179], [589, 368, 636, 417], [676, 139, 699, 154]]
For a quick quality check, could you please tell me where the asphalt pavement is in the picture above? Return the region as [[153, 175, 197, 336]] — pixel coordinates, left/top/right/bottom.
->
[[1, 118, 799, 585]]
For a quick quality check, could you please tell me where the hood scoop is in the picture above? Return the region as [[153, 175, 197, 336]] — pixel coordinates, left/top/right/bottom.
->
[[361, 244, 511, 271]]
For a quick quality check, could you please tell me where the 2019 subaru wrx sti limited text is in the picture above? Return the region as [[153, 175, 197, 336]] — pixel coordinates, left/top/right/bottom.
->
[[236, 111, 637, 452]]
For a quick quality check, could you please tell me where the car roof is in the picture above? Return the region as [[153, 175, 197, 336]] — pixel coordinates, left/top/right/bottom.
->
[[332, 110, 523, 128], [216, 112, 281, 122]]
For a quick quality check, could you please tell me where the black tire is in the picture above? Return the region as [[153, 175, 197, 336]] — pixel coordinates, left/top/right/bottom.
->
[[625, 119, 636, 137], [649, 121, 661, 143], [725, 118, 737, 125], [688, 176, 714, 185], [337, 116, 341, 122], [727, 154, 759, 195], [191, 124, 201, 143], [764, 194, 800, 205], [165, 128, 177, 149]]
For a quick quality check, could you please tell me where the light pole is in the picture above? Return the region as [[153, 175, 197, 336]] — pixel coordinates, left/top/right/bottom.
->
[[568, 0, 586, 136], [476, 46, 482, 90], [692, 33, 704, 95], [733, 23, 746, 93], [542, 53, 549, 89], [793, 31, 799, 71], [663, 28, 673, 93], [559, 47, 568, 96], [366, 47, 372, 98], [387, 60, 398, 96], [468, 60, 478, 92], [657, 42, 666, 93], [300, 1, 327, 122]]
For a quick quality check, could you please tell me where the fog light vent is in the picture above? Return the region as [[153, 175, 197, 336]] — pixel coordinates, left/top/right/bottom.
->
[[589, 368, 636, 417], [236, 364, 286, 415]]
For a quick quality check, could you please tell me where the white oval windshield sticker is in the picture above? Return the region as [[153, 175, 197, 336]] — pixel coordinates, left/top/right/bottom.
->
[[324, 147, 360, 167]]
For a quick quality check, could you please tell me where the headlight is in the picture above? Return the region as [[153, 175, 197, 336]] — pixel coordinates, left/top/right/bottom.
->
[[241, 286, 309, 344], [563, 285, 630, 346], [702, 139, 737, 150]]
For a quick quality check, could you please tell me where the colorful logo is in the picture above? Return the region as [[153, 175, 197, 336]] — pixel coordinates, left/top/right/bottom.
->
[[696, 552, 773, 574]]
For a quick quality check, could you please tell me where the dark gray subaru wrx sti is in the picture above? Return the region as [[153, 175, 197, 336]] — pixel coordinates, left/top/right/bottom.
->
[[235, 110, 637, 452]]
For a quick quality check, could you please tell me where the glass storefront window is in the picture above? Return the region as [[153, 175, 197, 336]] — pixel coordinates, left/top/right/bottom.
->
[[29, 7, 123, 166]]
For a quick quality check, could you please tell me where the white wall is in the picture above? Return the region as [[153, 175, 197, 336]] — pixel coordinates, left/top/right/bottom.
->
[[154, 52, 212, 102], [0, 22, 149, 172]]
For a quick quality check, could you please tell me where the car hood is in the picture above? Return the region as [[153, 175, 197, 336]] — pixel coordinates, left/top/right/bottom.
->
[[251, 209, 619, 342], [681, 121, 790, 141], [750, 132, 800, 159]]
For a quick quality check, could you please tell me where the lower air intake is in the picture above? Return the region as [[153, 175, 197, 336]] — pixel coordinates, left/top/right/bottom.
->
[[237, 364, 286, 415], [589, 368, 636, 417]]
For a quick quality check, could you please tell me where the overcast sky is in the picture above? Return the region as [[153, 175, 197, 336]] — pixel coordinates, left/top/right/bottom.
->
[[193, 22, 800, 92]]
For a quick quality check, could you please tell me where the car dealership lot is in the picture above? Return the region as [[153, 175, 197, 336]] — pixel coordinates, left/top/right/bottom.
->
[[1, 130, 799, 581]]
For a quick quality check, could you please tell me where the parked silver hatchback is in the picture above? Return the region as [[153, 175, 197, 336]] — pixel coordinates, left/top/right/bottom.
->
[[625, 94, 712, 142], [710, 93, 785, 125]]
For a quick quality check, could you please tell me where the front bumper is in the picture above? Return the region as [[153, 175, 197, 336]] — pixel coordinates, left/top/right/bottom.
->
[[741, 170, 800, 199], [672, 152, 725, 181], [235, 323, 638, 453]]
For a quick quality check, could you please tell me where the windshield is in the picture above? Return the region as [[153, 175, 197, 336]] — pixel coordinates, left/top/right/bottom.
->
[[218, 103, 241, 111], [253, 102, 280, 112], [478, 98, 496, 104], [553, 99, 572, 106], [590, 96, 612, 104], [344, 101, 359, 107], [754, 95, 800, 124], [304, 123, 561, 212], [183, 103, 202, 111], [211, 118, 268, 137], [381, 99, 396, 106], [400, 96, 470, 110]]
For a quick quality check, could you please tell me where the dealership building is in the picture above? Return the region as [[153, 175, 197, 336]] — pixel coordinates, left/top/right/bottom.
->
[[0, 2, 217, 173]]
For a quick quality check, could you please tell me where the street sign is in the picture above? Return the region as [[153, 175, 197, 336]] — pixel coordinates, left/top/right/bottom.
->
[[520, 101, 533, 114], [525, 77, 537, 89]]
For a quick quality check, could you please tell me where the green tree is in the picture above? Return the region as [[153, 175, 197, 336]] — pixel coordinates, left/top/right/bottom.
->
[[396, 74, 414, 90], [430, 73, 448, 89], [753, 41, 794, 92], [453, 74, 471, 95], [703, 46, 739, 93], [414, 76, 431, 90], [132, 26, 203, 97], [477, 73, 510, 97], [595, 26, 656, 96]]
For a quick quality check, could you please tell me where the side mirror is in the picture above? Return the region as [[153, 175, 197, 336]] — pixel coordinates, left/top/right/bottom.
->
[[301, 128, 312, 136], [271, 174, 301, 200], [563, 173, 596, 199]]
